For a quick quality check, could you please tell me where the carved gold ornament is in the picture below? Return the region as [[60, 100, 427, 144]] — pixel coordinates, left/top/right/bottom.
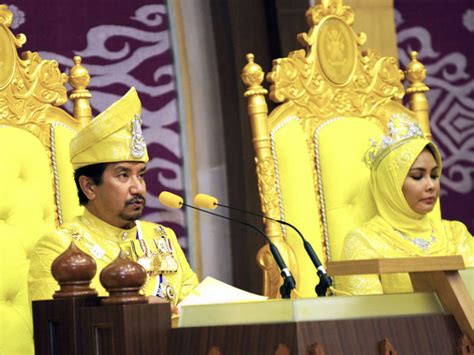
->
[[0, 5, 92, 226]]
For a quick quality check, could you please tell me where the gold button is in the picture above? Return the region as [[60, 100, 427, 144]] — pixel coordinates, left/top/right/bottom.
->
[[125, 251, 130, 256], [121, 232, 127, 241]]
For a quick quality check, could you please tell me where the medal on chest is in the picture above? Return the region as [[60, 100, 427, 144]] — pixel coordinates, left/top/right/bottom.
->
[[128, 228, 179, 275], [152, 236, 178, 273], [156, 275, 176, 301]]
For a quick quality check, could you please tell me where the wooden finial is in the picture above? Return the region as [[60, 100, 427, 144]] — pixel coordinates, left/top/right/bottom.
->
[[100, 251, 148, 305], [51, 241, 98, 299]]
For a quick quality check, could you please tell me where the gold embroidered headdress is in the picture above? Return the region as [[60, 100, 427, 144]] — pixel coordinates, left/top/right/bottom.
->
[[70, 87, 149, 170]]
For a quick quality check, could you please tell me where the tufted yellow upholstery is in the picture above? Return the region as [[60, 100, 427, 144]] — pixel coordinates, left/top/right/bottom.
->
[[0, 6, 91, 352], [316, 117, 383, 263], [0, 127, 56, 355], [271, 118, 324, 296], [0, 119, 84, 355]]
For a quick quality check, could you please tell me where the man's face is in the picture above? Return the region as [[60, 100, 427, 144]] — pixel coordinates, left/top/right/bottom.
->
[[88, 161, 147, 228]]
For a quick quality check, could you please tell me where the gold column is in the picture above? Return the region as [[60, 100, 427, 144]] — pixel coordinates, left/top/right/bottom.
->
[[241, 54, 298, 298], [241, 53, 280, 239], [405, 51, 432, 140]]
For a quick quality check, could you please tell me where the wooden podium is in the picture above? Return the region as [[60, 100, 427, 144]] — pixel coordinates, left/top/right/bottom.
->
[[33, 297, 171, 355], [33, 256, 473, 354], [327, 254, 474, 342]]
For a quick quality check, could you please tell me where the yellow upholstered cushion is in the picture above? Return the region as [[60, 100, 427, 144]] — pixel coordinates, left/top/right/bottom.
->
[[272, 118, 323, 297], [0, 126, 56, 355], [51, 123, 83, 224], [316, 117, 383, 262]]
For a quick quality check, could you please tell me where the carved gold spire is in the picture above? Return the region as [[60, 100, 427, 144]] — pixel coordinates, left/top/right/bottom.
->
[[241, 54, 278, 229], [69, 56, 92, 127], [405, 51, 432, 140], [242, 54, 299, 298], [241, 54, 268, 97]]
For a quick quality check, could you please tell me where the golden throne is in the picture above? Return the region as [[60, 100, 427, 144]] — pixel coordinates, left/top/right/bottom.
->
[[0, 6, 92, 354], [241, 0, 433, 298]]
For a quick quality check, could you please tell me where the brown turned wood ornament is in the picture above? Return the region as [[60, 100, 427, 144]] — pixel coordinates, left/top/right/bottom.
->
[[207, 346, 221, 355], [308, 342, 326, 355], [379, 338, 398, 355], [457, 335, 474, 355], [51, 241, 98, 298], [275, 343, 290, 355], [100, 251, 148, 305]]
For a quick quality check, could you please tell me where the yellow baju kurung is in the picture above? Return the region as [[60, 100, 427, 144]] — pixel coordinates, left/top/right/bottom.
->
[[339, 117, 474, 295], [28, 209, 198, 304], [340, 218, 473, 294]]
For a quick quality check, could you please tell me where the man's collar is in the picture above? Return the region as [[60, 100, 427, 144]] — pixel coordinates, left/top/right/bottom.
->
[[81, 208, 137, 242]]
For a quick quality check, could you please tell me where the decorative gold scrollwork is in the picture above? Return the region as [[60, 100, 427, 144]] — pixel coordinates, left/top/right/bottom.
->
[[0, 6, 69, 138], [305, 0, 355, 27], [0, 5, 90, 147], [255, 156, 280, 221]]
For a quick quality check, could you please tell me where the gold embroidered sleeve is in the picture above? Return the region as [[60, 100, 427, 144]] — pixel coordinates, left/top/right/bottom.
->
[[28, 229, 72, 301], [445, 220, 474, 267], [338, 229, 384, 295]]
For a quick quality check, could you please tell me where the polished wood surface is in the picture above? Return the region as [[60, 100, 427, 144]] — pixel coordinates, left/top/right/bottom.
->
[[80, 303, 170, 355], [99, 251, 147, 305], [326, 256, 473, 342], [410, 270, 474, 342], [34, 296, 466, 354], [168, 315, 462, 354], [327, 255, 465, 275], [33, 296, 100, 355], [33, 298, 170, 355], [51, 241, 98, 299]]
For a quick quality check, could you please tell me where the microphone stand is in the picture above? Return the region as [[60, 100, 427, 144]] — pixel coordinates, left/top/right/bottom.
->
[[182, 203, 296, 299], [215, 203, 332, 297]]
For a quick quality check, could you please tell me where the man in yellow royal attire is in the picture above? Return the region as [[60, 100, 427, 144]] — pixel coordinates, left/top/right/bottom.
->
[[28, 87, 198, 306]]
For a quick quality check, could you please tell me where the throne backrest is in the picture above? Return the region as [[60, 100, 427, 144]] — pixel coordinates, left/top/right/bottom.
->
[[241, 0, 434, 298], [0, 5, 92, 354]]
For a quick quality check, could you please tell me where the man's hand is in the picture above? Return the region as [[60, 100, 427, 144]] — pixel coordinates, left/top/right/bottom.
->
[[147, 296, 179, 315]]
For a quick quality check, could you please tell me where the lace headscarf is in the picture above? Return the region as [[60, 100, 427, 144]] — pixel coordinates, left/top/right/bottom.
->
[[370, 138, 442, 240]]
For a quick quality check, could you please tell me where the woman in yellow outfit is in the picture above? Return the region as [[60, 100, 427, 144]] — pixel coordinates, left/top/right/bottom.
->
[[339, 114, 473, 295]]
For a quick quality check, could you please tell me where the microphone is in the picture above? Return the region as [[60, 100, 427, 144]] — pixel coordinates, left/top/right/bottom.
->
[[193, 193, 332, 297], [158, 191, 296, 299]]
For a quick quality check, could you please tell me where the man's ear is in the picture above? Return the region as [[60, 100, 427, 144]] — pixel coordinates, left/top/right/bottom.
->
[[79, 176, 96, 201]]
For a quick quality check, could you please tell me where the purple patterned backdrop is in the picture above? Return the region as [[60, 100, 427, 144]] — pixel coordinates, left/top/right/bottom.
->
[[395, 1, 474, 233], [7, 1, 189, 248], [9, 0, 473, 245]]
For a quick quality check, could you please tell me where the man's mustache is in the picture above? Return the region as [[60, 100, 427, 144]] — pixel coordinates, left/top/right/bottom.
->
[[125, 196, 146, 206]]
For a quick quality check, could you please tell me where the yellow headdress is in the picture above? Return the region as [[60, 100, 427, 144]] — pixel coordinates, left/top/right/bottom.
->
[[367, 113, 442, 238], [70, 87, 149, 170]]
